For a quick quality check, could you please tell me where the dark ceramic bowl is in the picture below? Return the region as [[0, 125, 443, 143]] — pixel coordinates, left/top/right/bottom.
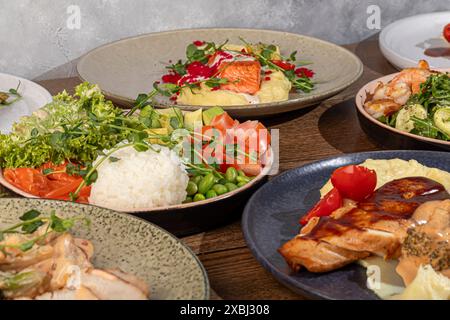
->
[[242, 150, 450, 300]]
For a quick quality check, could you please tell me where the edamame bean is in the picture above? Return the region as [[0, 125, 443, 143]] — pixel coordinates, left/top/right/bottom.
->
[[236, 175, 250, 183], [183, 196, 193, 203], [237, 181, 247, 188], [193, 193, 206, 202], [212, 184, 228, 195], [237, 170, 246, 177], [225, 167, 238, 182], [205, 190, 217, 199], [198, 173, 215, 194], [186, 181, 198, 196], [192, 175, 202, 185], [225, 182, 238, 192]]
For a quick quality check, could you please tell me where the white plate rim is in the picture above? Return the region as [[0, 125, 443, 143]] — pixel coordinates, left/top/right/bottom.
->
[[0, 148, 274, 213], [0, 72, 53, 132], [379, 11, 450, 70]]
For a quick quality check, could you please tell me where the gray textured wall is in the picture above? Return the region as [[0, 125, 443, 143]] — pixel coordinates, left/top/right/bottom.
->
[[1, 0, 448, 80]]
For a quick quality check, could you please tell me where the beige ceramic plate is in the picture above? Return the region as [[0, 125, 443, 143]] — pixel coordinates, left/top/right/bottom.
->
[[355, 69, 450, 149], [77, 28, 363, 117], [0, 198, 209, 299]]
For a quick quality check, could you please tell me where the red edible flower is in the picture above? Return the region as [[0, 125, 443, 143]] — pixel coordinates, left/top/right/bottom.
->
[[295, 67, 315, 78], [271, 60, 295, 70], [186, 61, 214, 78], [161, 73, 181, 84], [193, 40, 205, 46]]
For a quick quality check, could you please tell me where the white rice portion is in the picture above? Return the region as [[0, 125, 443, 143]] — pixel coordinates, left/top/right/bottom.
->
[[89, 145, 189, 211]]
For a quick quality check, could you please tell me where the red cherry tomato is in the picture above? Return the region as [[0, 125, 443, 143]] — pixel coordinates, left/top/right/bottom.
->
[[271, 60, 295, 70], [300, 188, 342, 225], [330, 165, 377, 201], [444, 23, 450, 42]]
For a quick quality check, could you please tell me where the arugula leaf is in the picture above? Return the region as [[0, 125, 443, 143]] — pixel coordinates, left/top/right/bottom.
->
[[50, 211, 74, 233], [21, 220, 44, 234], [19, 240, 35, 252], [42, 168, 53, 175], [166, 59, 187, 75], [288, 51, 297, 62], [85, 170, 98, 185], [19, 209, 42, 221], [170, 117, 180, 129]]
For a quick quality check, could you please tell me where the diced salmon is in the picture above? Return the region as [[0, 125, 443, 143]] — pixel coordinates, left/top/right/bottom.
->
[[219, 61, 261, 95]]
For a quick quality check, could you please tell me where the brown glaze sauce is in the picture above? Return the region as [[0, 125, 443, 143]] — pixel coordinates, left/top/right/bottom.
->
[[304, 177, 449, 240], [424, 47, 450, 58]]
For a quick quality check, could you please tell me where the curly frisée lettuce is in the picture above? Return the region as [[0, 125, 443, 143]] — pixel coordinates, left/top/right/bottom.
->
[[0, 83, 127, 168]]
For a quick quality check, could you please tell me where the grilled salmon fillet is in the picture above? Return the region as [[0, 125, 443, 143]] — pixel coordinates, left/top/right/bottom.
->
[[279, 177, 450, 273], [219, 61, 261, 95]]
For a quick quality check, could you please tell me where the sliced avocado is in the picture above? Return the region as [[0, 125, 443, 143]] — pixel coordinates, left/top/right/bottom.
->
[[434, 107, 450, 136], [145, 127, 169, 144], [157, 108, 177, 116], [202, 106, 225, 125], [158, 107, 184, 131], [184, 108, 203, 131]]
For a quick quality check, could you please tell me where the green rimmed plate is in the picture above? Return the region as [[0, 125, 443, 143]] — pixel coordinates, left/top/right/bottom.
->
[[0, 198, 209, 300]]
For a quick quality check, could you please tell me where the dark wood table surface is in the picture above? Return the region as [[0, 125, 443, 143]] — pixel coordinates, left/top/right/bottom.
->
[[4, 35, 401, 299]]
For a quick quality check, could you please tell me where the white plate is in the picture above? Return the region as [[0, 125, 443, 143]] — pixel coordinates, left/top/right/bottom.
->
[[380, 11, 450, 70], [0, 73, 52, 133]]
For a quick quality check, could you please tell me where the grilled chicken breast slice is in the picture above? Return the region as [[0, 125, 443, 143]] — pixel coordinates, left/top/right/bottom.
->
[[279, 177, 449, 273], [79, 269, 148, 300], [32, 286, 99, 300]]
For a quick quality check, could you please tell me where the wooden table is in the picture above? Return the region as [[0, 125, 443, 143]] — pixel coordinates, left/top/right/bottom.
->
[[4, 35, 400, 299]]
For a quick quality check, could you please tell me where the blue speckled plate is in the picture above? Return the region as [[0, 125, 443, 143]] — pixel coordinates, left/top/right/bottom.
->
[[242, 150, 450, 300]]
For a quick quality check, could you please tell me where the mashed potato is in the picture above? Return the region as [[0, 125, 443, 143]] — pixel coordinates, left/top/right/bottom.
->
[[320, 159, 450, 197], [392, 265, 450, 300], [177, 70, 291, 106]]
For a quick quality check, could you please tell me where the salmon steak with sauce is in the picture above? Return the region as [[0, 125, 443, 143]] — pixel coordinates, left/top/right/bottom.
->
[[278, 177, 450, 273]]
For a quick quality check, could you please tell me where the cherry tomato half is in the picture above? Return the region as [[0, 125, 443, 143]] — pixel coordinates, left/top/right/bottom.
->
[[444, 23, 450, 43], [330, 165, 377, 201], [300, 188, 342, 225]]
